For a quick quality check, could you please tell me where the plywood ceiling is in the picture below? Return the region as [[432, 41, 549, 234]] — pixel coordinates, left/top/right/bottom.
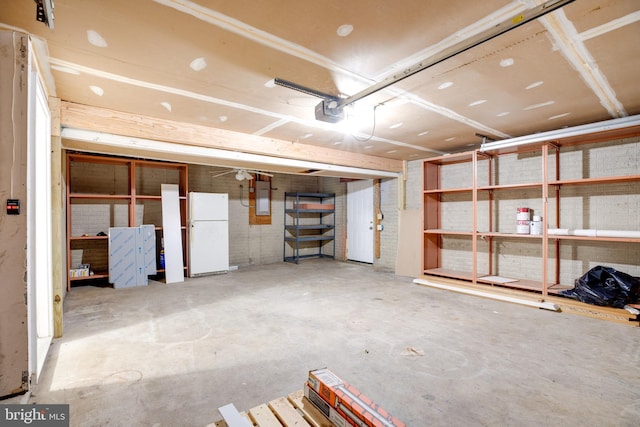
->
[[1, 0, 639, 165]]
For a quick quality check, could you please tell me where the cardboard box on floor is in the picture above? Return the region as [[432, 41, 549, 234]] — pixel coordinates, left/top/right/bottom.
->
[[304, 382, 349, 427], [306, 368, 406, 427]]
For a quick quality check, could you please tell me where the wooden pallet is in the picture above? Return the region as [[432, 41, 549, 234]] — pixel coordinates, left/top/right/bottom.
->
[[416, 275, 640, 326], [208, 390, 333, 427]]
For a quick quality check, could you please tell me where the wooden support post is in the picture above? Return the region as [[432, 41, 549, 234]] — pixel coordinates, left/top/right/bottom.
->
[[49, 96, 64, 338]]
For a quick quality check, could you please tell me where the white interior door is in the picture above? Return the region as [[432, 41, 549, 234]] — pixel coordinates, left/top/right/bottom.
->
[[28, 69, 53, 383], [347, 180, 374, 263]]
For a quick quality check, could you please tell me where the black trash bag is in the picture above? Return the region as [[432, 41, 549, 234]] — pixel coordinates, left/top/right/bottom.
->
[[560, 266, 640, 308]]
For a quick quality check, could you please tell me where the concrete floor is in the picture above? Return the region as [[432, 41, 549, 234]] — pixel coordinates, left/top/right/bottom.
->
[[30, 259, 638, 426]]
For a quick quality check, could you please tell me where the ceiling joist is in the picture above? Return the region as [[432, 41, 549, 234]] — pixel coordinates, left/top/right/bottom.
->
[[59, 101, 404, 174]]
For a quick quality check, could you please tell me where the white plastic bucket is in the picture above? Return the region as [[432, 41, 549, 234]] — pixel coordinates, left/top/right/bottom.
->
[[516, 207, 530, 220], [530, 216, 542, 235], [516, 208, 530, 234], [517, 220, 531, 234]]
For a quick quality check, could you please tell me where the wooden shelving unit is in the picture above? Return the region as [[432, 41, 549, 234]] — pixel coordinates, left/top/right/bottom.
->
[[283, 192, 335, 263], [66, 153, 188, 290], [422, 130, 640, 297]]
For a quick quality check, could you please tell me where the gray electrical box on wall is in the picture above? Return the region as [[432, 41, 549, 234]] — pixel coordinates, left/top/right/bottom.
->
[[255, 181, 270, 215]]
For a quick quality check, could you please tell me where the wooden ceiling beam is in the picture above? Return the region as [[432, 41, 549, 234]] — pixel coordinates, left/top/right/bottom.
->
[[60, 102, 404, 173]]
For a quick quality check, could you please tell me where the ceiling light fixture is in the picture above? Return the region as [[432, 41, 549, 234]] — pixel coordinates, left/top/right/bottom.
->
[[235, 170, 253, 181], [210, 168, 276, 181], [334, 103, 371, 136], [209, 168, 267, 181]]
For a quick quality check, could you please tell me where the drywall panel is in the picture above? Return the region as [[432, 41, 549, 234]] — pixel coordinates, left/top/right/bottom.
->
[[161, 184, 184, 283], [141, 224, 157, 277], [108, 227, 139, 289]]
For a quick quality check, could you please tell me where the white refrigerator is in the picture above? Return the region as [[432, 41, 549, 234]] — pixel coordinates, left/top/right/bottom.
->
[[189, 192, 229, 277]]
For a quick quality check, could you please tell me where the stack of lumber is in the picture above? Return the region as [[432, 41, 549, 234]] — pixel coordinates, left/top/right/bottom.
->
[[209, 390, 333, 427], [415, 275, 640, 326]]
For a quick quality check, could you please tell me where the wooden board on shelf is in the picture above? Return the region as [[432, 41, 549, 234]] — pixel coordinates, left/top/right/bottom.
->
[[424, 229, 474, 236], [69, 272, 109, 281], [550, 174, 640, 186], [477, 232, 543, 239], [477, 182, 543, 191], [478, 275, 518, 284], [423, 187, 473, 194], [476, 276, 558, 293]]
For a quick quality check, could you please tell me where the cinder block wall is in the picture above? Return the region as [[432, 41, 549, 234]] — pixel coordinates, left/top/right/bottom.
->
[[68, 157, 413, 272], [189, 165, 343, 267], [376, 178, 399, 271], [189, 169, 406, 271], [67, 134, 638, 285], [550, 138, 640, 282], [406, 160, 423, 210], [319, 177, 347, 261], [416, 137, 640, 285]]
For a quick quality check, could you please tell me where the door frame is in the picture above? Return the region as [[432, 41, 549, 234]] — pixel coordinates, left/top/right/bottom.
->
[[27, 66, 54, 384]]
